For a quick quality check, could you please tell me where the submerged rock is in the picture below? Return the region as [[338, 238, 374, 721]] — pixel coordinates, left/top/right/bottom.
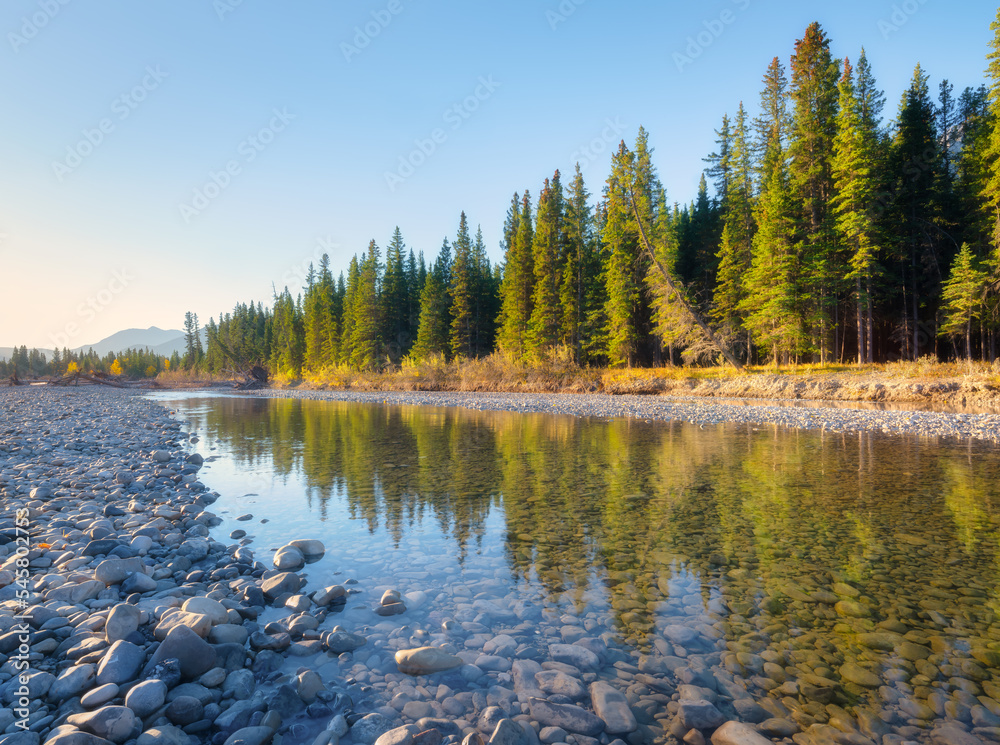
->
[[395, 647, 464, 675]]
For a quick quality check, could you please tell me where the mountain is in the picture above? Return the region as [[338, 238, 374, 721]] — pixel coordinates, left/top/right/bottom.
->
[[77, 327, 185, 357], [0, 326, 193, 361]]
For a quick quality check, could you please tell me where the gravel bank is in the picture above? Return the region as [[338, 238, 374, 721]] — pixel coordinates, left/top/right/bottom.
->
[[248, 389, 1000, 445], [0, 387, 371, 745]]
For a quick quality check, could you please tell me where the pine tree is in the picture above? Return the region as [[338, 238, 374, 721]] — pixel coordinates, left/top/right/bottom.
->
[[498, 192, 534, 357], [183, 312, 202, 369], [741, 159, 802, 364], [472, 225, 499, 355], [705, 114, 733, 210], [743, 56, 802, 364], [382, 227, 408, 362], [339, 257, 360, 364], [449, 213, 475, 358], [713, 102, 756, 355], [940, 243, 987, 359], [350, 241, 382, 369], [269, 289, 304, 376], [788, 22, 841, 361], [527, 172, 565, 356], [559, 164, 595, 360], [303, 255, 337, 373], [603, 142, 642, 367], [982, 7, 1000, 276], [832, 56, 883, 364], [413, 239, 453, 360], [892, 64, 942, 359]]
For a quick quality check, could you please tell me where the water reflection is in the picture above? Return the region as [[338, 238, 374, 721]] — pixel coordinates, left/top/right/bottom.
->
[[158, 394, 1000, 737]]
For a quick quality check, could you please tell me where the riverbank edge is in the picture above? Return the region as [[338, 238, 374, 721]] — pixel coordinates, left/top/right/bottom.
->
[[237, 387, 1000, 445]]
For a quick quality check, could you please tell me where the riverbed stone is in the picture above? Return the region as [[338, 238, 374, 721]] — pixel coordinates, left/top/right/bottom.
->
[[590, 681, 637, 734], [67, 706, 137, 744], [105, 604, 141, 643], [181, 596, 229, 624], [155, 610, 213, 640], [710, 722, 772, 745], [548, 644, 600, 670], [262, 572, 301, 599], [48, 664, 96, 703], [145, 625, 217, 680], [352, 713, 394, 745], [677, 700, 725, 731], [839, 663, 881, 688], [96, 640, 145, 686], [527, 697, 604, 736], [396, 647, 464, 675], [273, 545, 305, 571], [125, 679, 167, 717]]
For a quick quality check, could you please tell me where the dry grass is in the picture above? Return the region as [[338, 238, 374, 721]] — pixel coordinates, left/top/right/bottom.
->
[[154, 369, 234, 388], [156, 354, 1000, 410]]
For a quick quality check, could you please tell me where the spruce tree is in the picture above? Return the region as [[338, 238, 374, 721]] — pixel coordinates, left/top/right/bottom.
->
[[413, 239, 454, 360], [788, 22, 841, 361], [940, 243, 987, 359], [832, 57, 883, 363], [559, 164, 594, 360], [982, 8, 1000, 272], [450, 213, 475, 358], [498, 192, 534, 357], [349, 242, 382, 370], [602, 142, 642, 367], [892, 64, 941, 359], [382, 228, 408, 362], [743, 56, 802, 364], [339, 257, 360, 364], [713, 102, 756, 355], [527, 172, 565, 356]]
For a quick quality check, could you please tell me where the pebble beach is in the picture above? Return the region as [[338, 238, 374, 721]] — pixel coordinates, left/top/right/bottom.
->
[[2, 385, 999, 745]]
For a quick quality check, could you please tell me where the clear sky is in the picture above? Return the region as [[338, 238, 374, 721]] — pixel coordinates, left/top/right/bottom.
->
[[2, 0, 997, 350]]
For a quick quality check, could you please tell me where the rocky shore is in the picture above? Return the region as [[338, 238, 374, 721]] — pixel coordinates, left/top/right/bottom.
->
[[3, 386, 998, 745], [249, 389, 1000, 445]]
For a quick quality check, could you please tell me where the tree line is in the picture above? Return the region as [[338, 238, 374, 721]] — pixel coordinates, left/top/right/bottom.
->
[[0, 345, 177, 380]]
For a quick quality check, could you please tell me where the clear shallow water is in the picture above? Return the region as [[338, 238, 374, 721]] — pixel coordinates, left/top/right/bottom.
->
[[149, 392, 1000, 743]]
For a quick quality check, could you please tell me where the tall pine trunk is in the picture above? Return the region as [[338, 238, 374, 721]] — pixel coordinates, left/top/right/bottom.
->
[[856, 274, 864, 365], [866, 277, 874, 364]]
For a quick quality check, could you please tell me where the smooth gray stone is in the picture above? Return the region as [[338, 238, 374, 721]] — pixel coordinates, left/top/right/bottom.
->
[[527, 698, 604, 737], [589, 682, 637, 735], [96, 641, 145, 686], [677, 699, 725, 731]]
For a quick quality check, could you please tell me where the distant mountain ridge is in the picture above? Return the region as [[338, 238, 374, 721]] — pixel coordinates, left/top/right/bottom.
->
[[0, 326, 196, 361]]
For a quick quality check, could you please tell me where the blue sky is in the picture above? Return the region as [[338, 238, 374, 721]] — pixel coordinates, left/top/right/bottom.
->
[[2, 0, 997, 350]]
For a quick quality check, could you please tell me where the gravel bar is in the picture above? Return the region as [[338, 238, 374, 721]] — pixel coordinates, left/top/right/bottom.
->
[[248, 389, 1000, 445]]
